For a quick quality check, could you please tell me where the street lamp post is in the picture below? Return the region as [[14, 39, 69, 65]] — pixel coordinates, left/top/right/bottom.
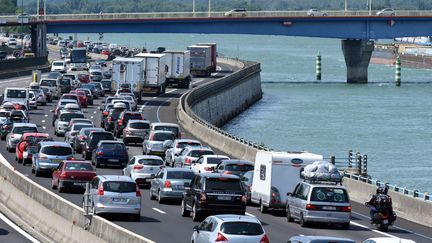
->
[[193, 0, 195, 13], [21, 0, 24, 53], [368, 0, 372, 15], [208, 0, 211, 17]]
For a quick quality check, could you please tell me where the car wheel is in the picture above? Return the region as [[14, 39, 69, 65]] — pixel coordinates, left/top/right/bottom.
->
[[157, 190, 164, 204], [191, 203, 201, 222], [58, 181, 64, 192], [181, 199, 190, 217], [299, 213, 308, 227], [52, 180, 57, 189], [286, 205, 294, 222], [260, 200, 268, 213], [341, 222, 350, 230], [149, 189, 156, 200], [132, 214, 140, 222], [31, 167, 35, 174], [35, 169, 41, 177]]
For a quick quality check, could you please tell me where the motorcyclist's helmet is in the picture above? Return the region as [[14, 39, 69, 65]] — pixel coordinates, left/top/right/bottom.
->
[[376, 187, 385, 194]]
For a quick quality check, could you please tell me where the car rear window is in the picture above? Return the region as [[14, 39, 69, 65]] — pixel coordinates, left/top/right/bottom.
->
[[207, 157, 227, 165], [311, 187, 349, 203], [41, 146, 72, 156], [154, 126, 179, 136], [73, 124, 93, 131], [13, 127, 38, 134], [60, 79, 70, 85], [137, 159, 163, 166], [153, 132, 175, 141], [60, 113, 85, 122], [65, 163, 93, 171], [91, 133, 115, 144], [101, 81, 111, 88], [206, 178, 242, 191], [40, 80, 56, 87], [220, 222, 263, 236], [177, 142, 201, 149], [129, 122, 149, 129], [190, 150, 214, 157], [101, 143, 126, 150], [225, 164, 254, 172], [103, 181, 136, 193], [124, 113, 142, 120], [167, 171, 194, 180]]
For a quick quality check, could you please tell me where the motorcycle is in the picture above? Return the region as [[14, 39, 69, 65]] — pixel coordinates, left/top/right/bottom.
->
[[365, 202, 397, 232]]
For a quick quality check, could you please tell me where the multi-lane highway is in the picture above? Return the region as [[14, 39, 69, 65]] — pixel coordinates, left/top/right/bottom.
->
[[0, 66, 431, 243]]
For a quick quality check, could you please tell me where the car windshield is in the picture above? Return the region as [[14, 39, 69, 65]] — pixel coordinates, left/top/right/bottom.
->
[[6, 90, 27, 98], [124, 113, 142, 120], [166, 171, 194, 179], [101, 81, 111, 88], [53, 62, 64, 66], [137, 159, 163, 166], [177, 142, 201, 149], [190, 150, 213, 157], [91, 71, 102, 75], [225, 164, 254, 172], [60, 101, 76, 106], [90, 133, 115, 146], [72, 124, 93, 131], [64, 163, 93, 171], [13, 126, 38, 134], [100, 143, 126, 150], [109, 109, 124, 120], [220, 222, 263, 236], [40, 79, 56, 87], [103, 181, 136, 193], [207, 157, 227, 165], [154, 126, 179, 135], [40, 146, 72, 156], [60, 113, 84, 122], [129, 122, 149, 129], [311, 187, 349, 203], [60, 79, 70, 85], [153, 133, 175, 141], [206, 178, 241, 191]]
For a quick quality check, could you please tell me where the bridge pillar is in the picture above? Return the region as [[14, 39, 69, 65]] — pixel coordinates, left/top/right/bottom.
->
[[341, 39, 374, 84], [31, 23, 47, 57]]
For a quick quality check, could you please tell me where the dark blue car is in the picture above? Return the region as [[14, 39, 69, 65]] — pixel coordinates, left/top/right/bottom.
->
[[92, 140, 128, 168]]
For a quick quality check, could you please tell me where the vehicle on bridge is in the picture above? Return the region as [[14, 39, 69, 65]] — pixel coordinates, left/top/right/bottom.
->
[[363, 237, 415, 243], [376, 8, 395, 16], [163, 50, 191, 88], [142, 130, 176, 156], [191, 155, 230, 174], [82, 131, 115, 160], [15, 133, 50, 164], [3, 88, 29, 108], [6, 123, 38, 152], [307, 9, 328, 17], [288, 235, 355, 243], [174, 145, 214, 168], [51, 60, 67, 73], [214, 159, 254, 177], [72, 127, 104, 153], [224, 8, 248, 17]]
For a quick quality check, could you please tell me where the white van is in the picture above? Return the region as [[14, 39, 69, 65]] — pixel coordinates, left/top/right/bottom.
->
[[3, 88, 29, 106], [251, 151, 323, 213]]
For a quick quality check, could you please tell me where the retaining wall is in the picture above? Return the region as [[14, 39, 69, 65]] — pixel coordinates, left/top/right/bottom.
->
[[0, 156, 155, 243], [177, 57, 432, 228]]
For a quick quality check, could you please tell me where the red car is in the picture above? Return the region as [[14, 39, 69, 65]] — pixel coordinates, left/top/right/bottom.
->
[[15, 133, 50, 164], [60, 93, 80, 104], [78, 73, 90, 84], [69, 90, 88, 107], [101, 49, 110, 55], [51, 160, 96, 192]]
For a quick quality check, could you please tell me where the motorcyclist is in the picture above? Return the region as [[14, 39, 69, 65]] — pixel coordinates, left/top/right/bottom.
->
[[366, 186, 391, 223]]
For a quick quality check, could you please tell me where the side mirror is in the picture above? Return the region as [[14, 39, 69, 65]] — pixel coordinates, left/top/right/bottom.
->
[[192, 225, 199, 233], [163, 140, 173, 149], [287, 192, 292, 196]]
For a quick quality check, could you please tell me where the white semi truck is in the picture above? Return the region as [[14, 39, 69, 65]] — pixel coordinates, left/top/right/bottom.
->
[[134, 53, 169, 95], [187, 45, 213, 77], [111, 57, 145, 102], [163, 50, 191, 88]]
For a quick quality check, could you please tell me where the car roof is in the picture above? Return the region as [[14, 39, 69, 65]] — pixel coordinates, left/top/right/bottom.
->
[[213, 214, 261, 223], [22, 133, 49, 138], [300, 181, 347, 189], [63, 160, 92, 164], [13, 123, 37, 127], [97, 140, 124, 145], [202, 155, 230, 159], [151, 122, 179, 127], [99, 175, 134, 182], [133, 155, 164, 160], [40, 141, 71, 147], [128, 119, 149, 124], [185, 145, 212, 151], [175, 139, 201, 144], [219, 159, 254, 165], [163, 168, 193, 172], [364, 238, 415, 243], [290, 235, 355, 242], [200, 173, 240, 180], [151, 130, 175, 135]]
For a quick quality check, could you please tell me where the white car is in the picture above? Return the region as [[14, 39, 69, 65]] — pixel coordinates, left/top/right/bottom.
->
[[8, 38, 17, 46], [51, 60, 67, 73], [363, 238, 415, 243], [164, 139, 202, 167], [376, 8, 395, 16], [307, 9, 328, 16], [123, 155, 165, 188], [191, 215, 269, 243], [224, 8, 247, 17], [191, 155, 230, 174], [6, 123, 39, 152]]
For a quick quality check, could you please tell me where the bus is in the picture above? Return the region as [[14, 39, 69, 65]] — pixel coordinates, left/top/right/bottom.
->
[[69, 48, 88, 71]]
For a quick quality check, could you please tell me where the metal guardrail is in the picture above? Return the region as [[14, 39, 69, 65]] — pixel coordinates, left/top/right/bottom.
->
[[2, 10, 432, 23]]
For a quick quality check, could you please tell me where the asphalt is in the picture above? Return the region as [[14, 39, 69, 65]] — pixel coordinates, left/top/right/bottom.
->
[[0, 64, 431, 243]]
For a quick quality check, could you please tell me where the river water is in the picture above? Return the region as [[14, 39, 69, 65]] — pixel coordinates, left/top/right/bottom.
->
[[64, 33, 432, 193]]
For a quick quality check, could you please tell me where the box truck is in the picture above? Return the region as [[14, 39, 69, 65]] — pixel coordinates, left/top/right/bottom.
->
[[187, 45, 213, 77], [163, 50, 191, 88], [251, 151, 323, 213], [196, 43, 217, 72], [111, 57, 145, 102], [134, 53, 169, 95]]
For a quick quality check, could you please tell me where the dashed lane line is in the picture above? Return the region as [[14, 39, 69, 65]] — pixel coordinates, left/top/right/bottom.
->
[[152, 208, 167, 215], [245, 212, 256, 217]]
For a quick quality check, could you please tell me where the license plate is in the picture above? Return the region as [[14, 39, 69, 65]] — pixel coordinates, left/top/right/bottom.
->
[[74, 182, 85, 187], [218, 196, 231, 201], [52, 159, 62, 163], [383, 219, 389, 224], [112, 198, 127, 203], [176, 185, 184, 190], [322, 206, 336, 210], [108, 159, 119, 162]]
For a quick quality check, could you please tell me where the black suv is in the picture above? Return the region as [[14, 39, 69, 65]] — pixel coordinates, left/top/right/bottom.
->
[[82, 131, 115, 160], [113, 111, 143, 138], [181, 173, 246, 221]]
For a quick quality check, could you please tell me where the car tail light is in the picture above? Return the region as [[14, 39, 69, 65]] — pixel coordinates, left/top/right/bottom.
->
[[199, 192, 207, 203], [97, 184, 104, 195], [96, 151, 104, 155], [204, 167, 213, 171], [340, 206, 352, 212], [185, 158, 191, 165], [260, 234, 270, 243], [136, 185, 141, 197], [306, 204, 319, 210], [78, 135, 87, 140], [133, 164, 144, 170], [223, 171, 232, 174], [215, 232, 228, 242], [118, 119, 123, 126], [149, 134, 154, 140], [59, 172, 69, 179], [164, 180, 172, 188], [39, 155, 48, 160], [107, 117, 112, 123], [241, 195, 247, 204], [67, 156, 75, 160], [103, 111, 108, 116]]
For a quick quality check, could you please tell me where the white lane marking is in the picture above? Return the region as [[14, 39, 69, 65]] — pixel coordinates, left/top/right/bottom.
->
[[42, 126, 46, 130], [216, 65, 222, 71], [44, 114, 48, 117], [140, 88, 178, 114], [93, 111, 97, 114], [152, 208, 166, 214], [0, 212, 41, 243], [350, 221, 396, 238], [90, 116, 94, 119], [352, 211, 432, 240], [41, 120, 45, 123], [156, 89, 177, 122], [245, 212, 256, 217]]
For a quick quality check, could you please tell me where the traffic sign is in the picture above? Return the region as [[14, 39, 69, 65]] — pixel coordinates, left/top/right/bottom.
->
[[17, 14, 29, 24]]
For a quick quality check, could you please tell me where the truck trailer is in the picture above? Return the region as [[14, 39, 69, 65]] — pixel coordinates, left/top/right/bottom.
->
[[111, 57, 145, 102], [196, 43, 217, 73], [187, 45, 213, 77], [163, 50, 191, 88], [134, 53, 169, 95]]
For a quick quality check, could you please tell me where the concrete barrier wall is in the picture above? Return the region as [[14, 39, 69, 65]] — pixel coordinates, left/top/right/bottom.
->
[[0, 56, 48, 70], [177, 57, 432, 228], [0, 157, 155, 243]]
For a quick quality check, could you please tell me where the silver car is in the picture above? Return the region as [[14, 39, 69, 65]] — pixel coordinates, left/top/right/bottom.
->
[[376, 8, 395, 16], [39, 78, 60, 100], [142, 130, 176, 156], [29, 88, 47, 105], [174, 146, 214, 168], [286, 181, 351, 229], [149, 168, 194, 203], [164, 139, 202, 167], [86, 175, 141, 221], [150, 122, 181, 138], [122, 120, 150, 145], [123, 155, 164, 188], [64, 123, 94, 145], [6, 123, 38, 152], [32, 141, 74, 176], [55, 111, 85, 136]]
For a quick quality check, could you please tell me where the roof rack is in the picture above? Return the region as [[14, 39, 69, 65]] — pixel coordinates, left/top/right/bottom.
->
[[302, 177, 343, 185]]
